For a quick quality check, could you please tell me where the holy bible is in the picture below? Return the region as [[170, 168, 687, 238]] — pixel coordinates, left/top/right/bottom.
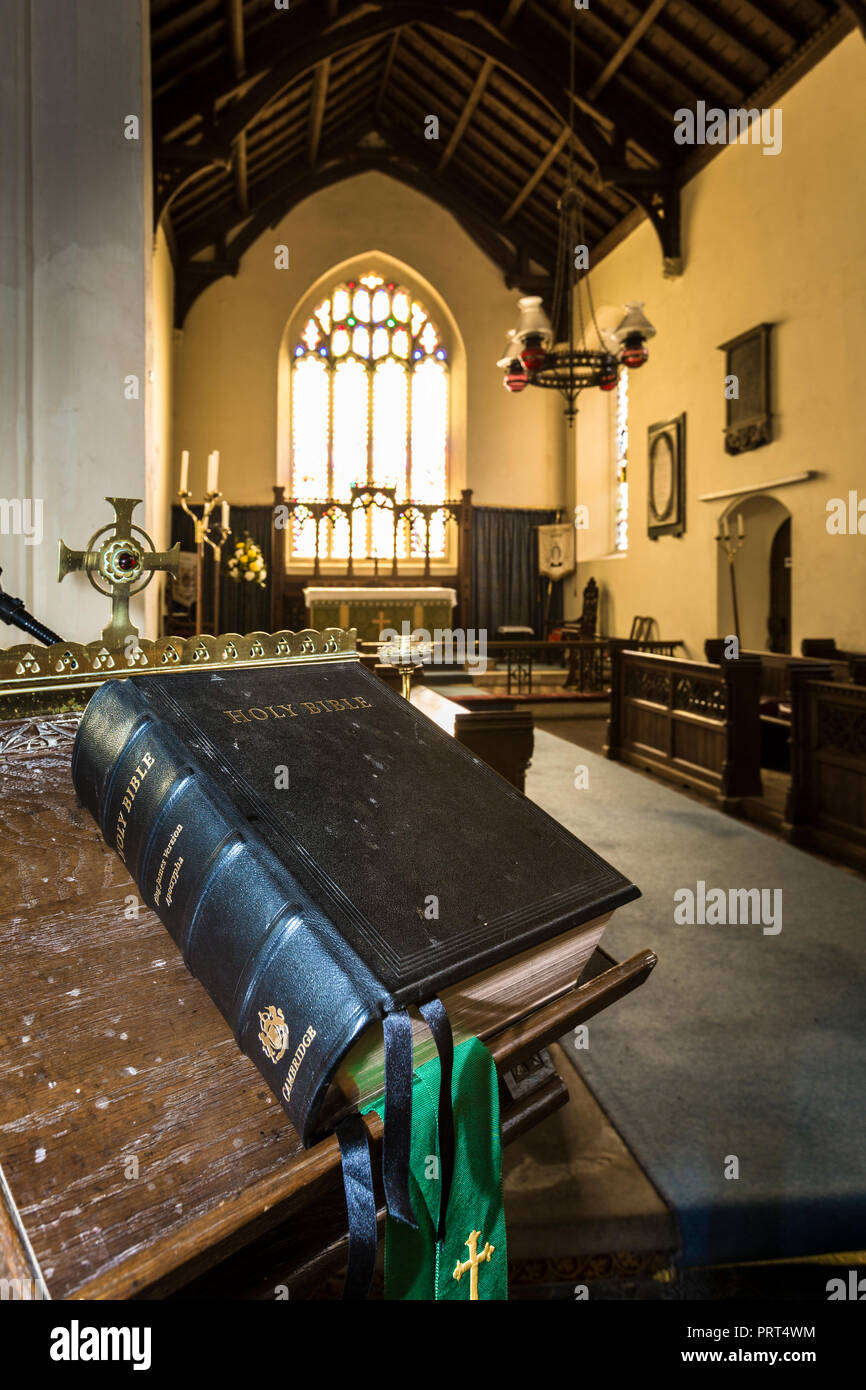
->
[[71, 657, 639, 1147]]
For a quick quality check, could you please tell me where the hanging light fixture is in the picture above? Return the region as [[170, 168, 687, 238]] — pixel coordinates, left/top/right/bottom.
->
[[497, 10, 657, 423]]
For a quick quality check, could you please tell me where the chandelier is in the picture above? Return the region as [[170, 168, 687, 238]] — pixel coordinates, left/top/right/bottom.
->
[[496, 12, 656, 423]]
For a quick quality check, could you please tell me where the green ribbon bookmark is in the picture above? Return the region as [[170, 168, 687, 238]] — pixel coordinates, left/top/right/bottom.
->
[[366, 1036, 507, 1301]]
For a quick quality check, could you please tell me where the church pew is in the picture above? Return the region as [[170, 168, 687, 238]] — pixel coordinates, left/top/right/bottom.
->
[[704, 642, 851, 771], [605, 642, 762, 807], [784, 667, 866, 871]]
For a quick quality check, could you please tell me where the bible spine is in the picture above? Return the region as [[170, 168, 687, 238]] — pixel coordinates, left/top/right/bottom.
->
[[72, 679, 386, 1144]]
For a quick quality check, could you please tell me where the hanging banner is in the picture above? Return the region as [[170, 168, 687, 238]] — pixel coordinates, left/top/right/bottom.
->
[[537, 523, 576, 580]]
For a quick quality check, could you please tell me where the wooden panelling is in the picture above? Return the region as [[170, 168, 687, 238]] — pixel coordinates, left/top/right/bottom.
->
[[606, 643, 762, 805], [786, 673, 866, 869]]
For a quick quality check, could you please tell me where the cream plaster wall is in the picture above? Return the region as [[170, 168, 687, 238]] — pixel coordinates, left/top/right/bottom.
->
[[0, 0, 153, 645], [572, 32, 866, 658], [150, 224, 174, 555], [172, 171, 566, 511]]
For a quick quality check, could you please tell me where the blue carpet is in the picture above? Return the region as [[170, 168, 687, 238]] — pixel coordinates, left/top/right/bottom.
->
[[527, 730, 866, 1266]]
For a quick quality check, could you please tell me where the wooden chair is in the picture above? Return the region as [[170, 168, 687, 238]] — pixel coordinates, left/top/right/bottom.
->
[[628, 615, 657, 642]]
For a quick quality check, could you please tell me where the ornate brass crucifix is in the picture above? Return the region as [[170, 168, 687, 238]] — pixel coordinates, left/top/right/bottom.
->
[[58, 497, 181, 648], [452, 1228, 495, 1300]]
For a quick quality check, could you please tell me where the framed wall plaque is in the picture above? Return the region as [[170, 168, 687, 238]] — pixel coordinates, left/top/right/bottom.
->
[[647, 413, 686, 539], [717, 322, 773, 454]]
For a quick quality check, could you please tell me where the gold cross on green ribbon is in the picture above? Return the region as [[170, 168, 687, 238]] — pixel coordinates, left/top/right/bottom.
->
[[453, 1229, 495, 1300]]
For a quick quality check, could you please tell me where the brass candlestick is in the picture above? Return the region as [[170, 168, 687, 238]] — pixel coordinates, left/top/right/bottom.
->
[[178, 489, 225, 635], [203, 505, 231, 636]]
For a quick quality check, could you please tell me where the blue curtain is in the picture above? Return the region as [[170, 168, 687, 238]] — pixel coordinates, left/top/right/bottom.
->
[[471, 506, 562, 639]]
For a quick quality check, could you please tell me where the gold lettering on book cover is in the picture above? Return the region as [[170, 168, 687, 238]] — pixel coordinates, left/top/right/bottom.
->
[[153, 823, 183, 906], [281, 1026, 318, 1104], [114, 749, 155, 861], [222, 697, 371, 726]]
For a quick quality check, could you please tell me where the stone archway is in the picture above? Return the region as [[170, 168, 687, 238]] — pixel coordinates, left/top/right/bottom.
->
[[716, 494, 792, 651]]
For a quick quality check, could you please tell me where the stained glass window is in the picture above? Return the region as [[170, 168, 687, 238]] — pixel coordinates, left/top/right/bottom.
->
[[614, 368, 629, 553], [290, 274, 449, 560]]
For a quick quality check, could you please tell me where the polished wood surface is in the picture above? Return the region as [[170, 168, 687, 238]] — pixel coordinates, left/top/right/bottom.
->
[[0, 712, 653, 1298]]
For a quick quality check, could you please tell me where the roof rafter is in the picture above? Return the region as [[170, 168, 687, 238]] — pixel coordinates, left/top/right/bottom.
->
[[438, 55, 494, 171], [196, 5, 615, 171], [308, 61, 331, 165], [376, 28, 401, 112], [224, 0, 248, 213], [588, 0, 669, 99], [502, 127, 569, 222]]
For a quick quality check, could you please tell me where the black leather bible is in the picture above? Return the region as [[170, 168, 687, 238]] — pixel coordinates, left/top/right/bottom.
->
[[72, 656, 640, 1148]]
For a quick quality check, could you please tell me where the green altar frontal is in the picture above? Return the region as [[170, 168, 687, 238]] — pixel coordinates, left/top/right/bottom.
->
[[304, 587, 457, 643]]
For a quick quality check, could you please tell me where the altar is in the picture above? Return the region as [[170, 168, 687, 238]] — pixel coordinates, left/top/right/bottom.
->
[[304, 586, 457, 642]]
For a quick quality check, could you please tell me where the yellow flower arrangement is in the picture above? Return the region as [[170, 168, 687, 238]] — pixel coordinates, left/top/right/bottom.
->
[[226, 534, 267, 588]]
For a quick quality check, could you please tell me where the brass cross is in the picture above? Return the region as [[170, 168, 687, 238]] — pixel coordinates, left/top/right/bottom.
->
[[58, 497, 180, 649], [452, 1229, 495, 1300]]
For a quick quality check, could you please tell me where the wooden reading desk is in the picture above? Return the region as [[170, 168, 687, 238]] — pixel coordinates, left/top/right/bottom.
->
[[0, 710, 655, 1299]]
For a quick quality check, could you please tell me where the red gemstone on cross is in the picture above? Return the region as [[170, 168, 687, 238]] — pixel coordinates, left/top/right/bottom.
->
[[116, 550, 138, 572]]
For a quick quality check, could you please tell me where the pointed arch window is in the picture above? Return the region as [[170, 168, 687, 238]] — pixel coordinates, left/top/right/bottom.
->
[[290, 273, 449, 560]]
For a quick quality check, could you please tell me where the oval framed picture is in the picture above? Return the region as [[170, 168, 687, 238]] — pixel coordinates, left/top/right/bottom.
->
[[647, 413, 686, 539]]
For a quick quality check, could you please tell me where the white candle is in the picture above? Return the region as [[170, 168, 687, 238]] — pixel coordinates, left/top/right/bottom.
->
[[221, 500, 230, 531], [721, 515, 730, 541], [179, 450, 189, 494], [207, 450, 219, 495], [737, 511, 744, 539]]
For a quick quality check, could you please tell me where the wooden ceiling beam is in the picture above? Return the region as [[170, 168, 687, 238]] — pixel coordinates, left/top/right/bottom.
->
[[502, 127, 569, 222], [224, 1, 249, 217], [640, 19, 756, 103], [308, 60, 331, 165], [670, 1, 774, 72], [500, 0, 527, 28], [722, 0, 799, 50], [376, 29, 401, 114], [225, 0, 246, 80], [308, 0, 338, 167], [205, 5, 612, 169], [154, 2, 371, 137], [232, 133, 249, 214], [587, 0, 670, 100], [438, 56, 494, 171], [154, 1, 671, 173], [417, 13, 668, 167]]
